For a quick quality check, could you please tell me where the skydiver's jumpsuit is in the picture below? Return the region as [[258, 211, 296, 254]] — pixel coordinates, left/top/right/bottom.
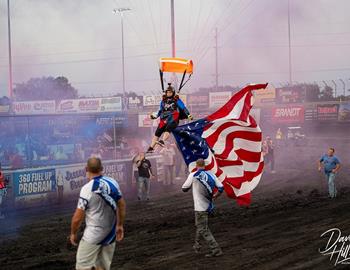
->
[[155, 95, 190, 137]]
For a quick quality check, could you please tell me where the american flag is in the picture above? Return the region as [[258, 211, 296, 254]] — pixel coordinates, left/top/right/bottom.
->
[[173, 83, 268, 205]]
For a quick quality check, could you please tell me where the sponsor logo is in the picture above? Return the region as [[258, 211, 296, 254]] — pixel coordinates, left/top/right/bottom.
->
[[60, 100, 74, 111], [274, 107, 302, 117], [320, 228, 350, 266]]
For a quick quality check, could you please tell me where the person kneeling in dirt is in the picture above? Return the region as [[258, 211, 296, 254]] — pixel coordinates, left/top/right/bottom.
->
[[70, 157, 126, 270], [182, 158, 224, 257]]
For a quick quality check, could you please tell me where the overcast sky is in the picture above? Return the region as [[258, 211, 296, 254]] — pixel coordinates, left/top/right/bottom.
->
[[1, 0, 350, 97]]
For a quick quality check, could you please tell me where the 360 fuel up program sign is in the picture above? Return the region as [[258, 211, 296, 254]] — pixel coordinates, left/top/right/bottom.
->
[[13, 169, 56, 197]]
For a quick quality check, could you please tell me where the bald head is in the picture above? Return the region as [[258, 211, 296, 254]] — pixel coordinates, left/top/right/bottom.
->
[[87, 157, 103, 174]]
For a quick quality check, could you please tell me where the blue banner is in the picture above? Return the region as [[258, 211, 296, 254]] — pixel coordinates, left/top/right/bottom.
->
[[13, 169, 56, 197]]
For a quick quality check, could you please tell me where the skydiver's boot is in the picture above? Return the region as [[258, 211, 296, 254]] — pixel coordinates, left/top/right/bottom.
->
[[156, 140, 165, 148], [146, 146, 154, 153]]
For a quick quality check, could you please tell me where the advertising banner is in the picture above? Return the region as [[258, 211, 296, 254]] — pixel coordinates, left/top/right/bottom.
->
[[12, 100, 56, 115], [95, 113, 128, 128], [276, 88, 306, 104], [272, 106, 305, 123], [142, 94, 186, 107], [188, 95, 209, 108], [317, 104, 338, 121], [127, 96, 143, 109], [57, 165, 87, 197], [0, 105, 10, 114], [338, 103, 350, 121], [100, 97, 122, 112], [254, 85, 276, 105], [138, 114, 159, 127], [57, 97, 122, 114], [305, 108, 317, 121], [143, 95, 162, 107], [13, 168, 56, 197], [209, 92, 232, 108], [58, 161, 127, 197]]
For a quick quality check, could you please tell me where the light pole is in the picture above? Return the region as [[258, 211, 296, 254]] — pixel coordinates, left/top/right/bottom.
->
[[170, 0, 175, 57], [287, 0, 292, 84], [113, 7, 131, 108], [7, 0, 13, 99]]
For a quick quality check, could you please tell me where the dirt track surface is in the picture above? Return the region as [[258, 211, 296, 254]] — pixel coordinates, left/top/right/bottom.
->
[[1, 166, 350, 270]]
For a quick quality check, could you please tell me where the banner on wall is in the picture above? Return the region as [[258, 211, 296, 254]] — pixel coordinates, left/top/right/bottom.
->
[[209, 92, 232, 108], [142, 94, 187, 107], [57, 97, 122, 113], [143, 95, 162, 107], [276, 88, 306, 104], [138, 114, 159, 127], [13, 168, 56, 197], [338, 103, 350, 121], [254, 85, 276, 105], [127, 96, 143, 109], [100, 97, 122, 112], [12, 100, 56, 115], [305, 108, 317, 121], [317, 104, 338, 121], [272, 105, 304, 123], [95, 113, 128, 127], [0, 105, 10, 114], [58, 161, 127, 197]]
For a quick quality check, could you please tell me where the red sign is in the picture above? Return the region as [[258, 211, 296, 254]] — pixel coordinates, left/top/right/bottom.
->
[[317, 105, 338, 121], [272, 106, 304, 123]]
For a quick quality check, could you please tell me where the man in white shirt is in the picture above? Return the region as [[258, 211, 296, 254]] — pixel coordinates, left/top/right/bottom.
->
[[182, 158, 224, 257], [70, 157, 126, 270]]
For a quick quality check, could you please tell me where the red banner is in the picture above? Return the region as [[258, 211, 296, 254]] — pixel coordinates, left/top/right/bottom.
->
[[272, 106, 304, 123]]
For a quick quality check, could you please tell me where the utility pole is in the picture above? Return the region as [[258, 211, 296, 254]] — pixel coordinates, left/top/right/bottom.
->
[[170, 0, 178, 89], [171, 0, 175, 57], [287, 0, 292, 84], [113, 8, 131, 109], [214, 28, 219, 91], [7, 0, 13, 99]]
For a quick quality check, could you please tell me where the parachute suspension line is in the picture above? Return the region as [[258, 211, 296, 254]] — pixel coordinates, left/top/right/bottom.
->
[[178, 73, 192, 93], [159, 69, 165, 91], [178, 69, 187, 93]]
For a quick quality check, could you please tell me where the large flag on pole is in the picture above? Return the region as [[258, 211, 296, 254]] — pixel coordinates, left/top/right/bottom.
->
[[173, 83, 268, 206]]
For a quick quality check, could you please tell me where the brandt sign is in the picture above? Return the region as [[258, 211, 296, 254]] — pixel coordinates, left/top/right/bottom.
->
[[272, 106, 304, 123]]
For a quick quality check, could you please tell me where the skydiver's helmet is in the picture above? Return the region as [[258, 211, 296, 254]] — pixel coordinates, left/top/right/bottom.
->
[[164, 83, 175, 98]]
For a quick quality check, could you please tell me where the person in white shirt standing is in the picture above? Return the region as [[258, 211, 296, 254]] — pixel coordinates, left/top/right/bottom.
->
[[182, 158, 224, 257], [70, 157, 126, 270]]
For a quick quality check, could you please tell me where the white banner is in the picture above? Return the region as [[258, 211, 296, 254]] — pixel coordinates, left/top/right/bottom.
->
[[143, 95, 162, 106], [138, 114, 159, 127], [100, 97, 122, 112], [56, 165, 87, 197], [143, 94, 187, 106], [57, 97, 122, 114], [13, 100, 56, 115], [209, 92, 232, 108]]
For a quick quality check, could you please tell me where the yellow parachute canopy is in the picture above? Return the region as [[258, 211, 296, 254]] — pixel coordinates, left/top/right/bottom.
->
[[159, 57, 193, 74]]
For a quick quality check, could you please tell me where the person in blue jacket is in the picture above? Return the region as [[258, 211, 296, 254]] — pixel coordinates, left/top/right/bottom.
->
[[147, 84, 192, 153]]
